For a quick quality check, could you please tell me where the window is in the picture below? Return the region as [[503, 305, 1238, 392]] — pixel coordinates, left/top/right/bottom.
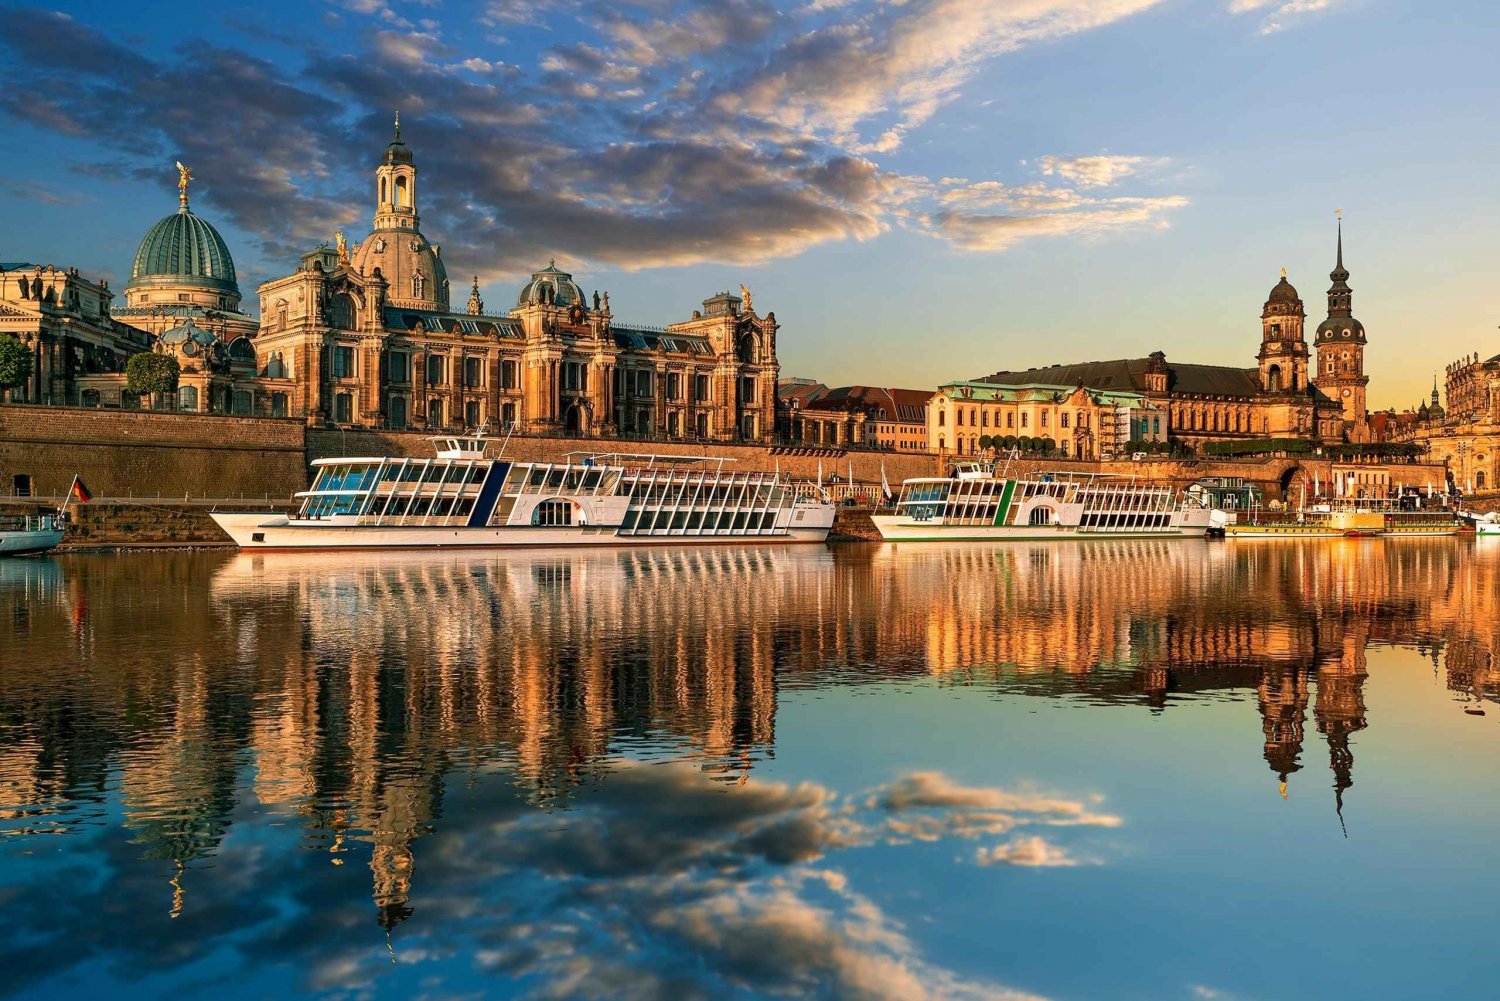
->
[[427, 398, 445, 427], [427, 355, 446, 386], [741, 413, 756, 439], [232, 391, 252, 416], [1021, 413, 1029, 428], [693, 374, 710, 402], [634, 370, 653, 397], [412, 273, 425, 298], [938, 410, 946, 427], [668, 411, 681, 436], [334, 392, 352, 424], [957, 409, 964, 427], [738, 376, 755, 405], [666, 372, 682, 400], [332, 346, 355, 379], [501, 403, 516, 429], [464, 357, 483, 388], [388, 352, 409, 384], [1061, 413, 1070, 429], [1029, 506, 1052, 526], [563, 361, 586, 392], [635, 410, 652, 434], [271, 392, 288, 418], [1041, 411, 1049, 428], [388, 395, 406, 428], [1006, 413, 1014, 428], [695, 412, 708, 438], [533, 499, 575, 527], [982, 411, 990, 427], [465, 400, 481, 427], [178, 385, 199, 411]]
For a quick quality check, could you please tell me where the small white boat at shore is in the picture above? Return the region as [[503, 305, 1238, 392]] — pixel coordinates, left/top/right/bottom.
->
[[872, 463, 1224, 541], [1469, 512, 1500, 537], [0, 512, 65, 556], [212, 435, 836, 551]]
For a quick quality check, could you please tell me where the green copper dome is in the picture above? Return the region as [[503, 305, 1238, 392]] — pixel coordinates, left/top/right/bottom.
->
[[126, 207, 240, 296]]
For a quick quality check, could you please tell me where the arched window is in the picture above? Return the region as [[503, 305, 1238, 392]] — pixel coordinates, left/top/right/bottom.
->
[[533, 499, 575, 527], [938, 410, 945, 427], [395, 174, 409, 207], [178, 385, 199, 411], [1029, 505, 1053, 526], [1478, 471, 1487, 490], [1266, 365, 1282, 392]]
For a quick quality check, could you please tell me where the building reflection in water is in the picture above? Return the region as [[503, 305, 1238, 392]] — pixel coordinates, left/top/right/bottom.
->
[[1, 540, 1499, 932]]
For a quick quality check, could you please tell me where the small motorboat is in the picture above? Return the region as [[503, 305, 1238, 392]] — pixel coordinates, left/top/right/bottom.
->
[[1473, 513, 1500, 537], [0, 511, 66, 556]]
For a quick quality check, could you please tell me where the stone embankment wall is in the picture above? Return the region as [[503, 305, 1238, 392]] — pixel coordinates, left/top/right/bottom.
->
[[0, 405, 307, 501], [57, 500, 295, 549]]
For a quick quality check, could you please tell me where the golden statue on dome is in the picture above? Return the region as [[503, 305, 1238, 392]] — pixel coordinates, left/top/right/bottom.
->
[[738, 283, 753, 313], [175, 161, 193, 208], [335, 230, 350, 263]]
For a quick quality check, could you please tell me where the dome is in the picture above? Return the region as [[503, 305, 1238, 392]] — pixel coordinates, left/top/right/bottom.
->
[[516, 261, 584, 308], [1266, 276, 1301, 305], [1315, 317, 1365, 343], [350, 229, 449, 311], [158, 318, 220, 361], [127, 207, 239, 297]]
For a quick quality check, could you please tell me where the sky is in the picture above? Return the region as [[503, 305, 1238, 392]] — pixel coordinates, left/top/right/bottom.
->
[[0, 0, 1495, 409]]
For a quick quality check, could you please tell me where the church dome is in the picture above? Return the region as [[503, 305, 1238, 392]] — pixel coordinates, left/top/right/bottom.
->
[[350, 230, 449, 311], [1266, 276, 1301, 305], [516, 262, 584, 308], [127, 207, 239, 297]]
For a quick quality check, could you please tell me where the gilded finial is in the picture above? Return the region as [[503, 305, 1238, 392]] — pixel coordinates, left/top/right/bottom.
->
[[393, 110, 401, 140], [1279, 780, 1288, 800], [1280, 266, 1288, 280], [174, 161, 193, 210], [1335, 207, 1342, 220], [335, 230, 349, 263]]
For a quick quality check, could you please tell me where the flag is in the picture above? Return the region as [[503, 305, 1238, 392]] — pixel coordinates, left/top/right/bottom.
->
[[881, 462, 893, 503], [816, 460, 823, 494], [68, 475, 92, 504]]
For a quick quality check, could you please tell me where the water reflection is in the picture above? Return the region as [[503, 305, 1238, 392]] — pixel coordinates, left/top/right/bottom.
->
[[2, 540, 1499, 998]]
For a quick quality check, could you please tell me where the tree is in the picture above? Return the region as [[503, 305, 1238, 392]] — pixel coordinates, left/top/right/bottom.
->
[[1016, 435, 1034, 452], [126, 352, 181, 409], [1039, 437, 1057, 455], [0, 334, 30, 401], [1000, 435, 1017, 451], [978, 434, 994, 451]]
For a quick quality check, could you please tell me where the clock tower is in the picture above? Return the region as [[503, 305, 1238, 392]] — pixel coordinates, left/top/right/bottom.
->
[[1312, 215, 1368, 424]]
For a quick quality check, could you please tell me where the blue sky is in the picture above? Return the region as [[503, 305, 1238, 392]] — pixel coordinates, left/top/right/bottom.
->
[[1, 0, 1495, 407]]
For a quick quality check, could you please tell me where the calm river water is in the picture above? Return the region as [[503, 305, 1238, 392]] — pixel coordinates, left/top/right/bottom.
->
[[3, 540, 1499, 1000]]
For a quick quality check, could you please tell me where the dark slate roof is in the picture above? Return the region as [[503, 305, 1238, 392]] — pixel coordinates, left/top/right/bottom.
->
[[384, 308, 523, 338], [804, 386, 933, 421], [979, 358, 1263, 399], [611, 326, 713, 354]]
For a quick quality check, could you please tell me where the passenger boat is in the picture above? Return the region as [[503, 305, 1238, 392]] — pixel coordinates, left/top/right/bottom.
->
[[872, 464, 1224, 541], [210, 436, 836, 550], [1468, 513, 1500, 537], [1224, 498, 1460, 538], [0, 511, 66, 556]]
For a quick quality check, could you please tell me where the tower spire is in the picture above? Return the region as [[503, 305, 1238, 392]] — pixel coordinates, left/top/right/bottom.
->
[[1335, 208, 1344, 272], [394, 109, 401, 141]]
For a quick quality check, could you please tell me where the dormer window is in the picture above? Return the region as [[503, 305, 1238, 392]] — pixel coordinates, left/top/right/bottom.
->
[[412, 273, 425, 298]]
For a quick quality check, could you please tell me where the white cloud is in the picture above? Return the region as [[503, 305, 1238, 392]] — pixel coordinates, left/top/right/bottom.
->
[[1229, 0, 1346, 34], [975, 835, 1082, 867], [1039, 154, 1170, 188]]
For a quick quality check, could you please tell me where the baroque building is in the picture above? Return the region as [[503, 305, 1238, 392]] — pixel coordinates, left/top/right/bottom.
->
[[252, 122, 780, 439], [1311, 217, 1369, 428], [979, 264, 1346, 448], [926, 381, 1162, 458], [0, 262, 149, 404]]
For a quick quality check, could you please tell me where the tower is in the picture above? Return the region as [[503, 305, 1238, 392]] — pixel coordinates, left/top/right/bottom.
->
[[1258, 269, 1309, 394], [374, 112, 419, 232], [1313, 215, 1368, 424]]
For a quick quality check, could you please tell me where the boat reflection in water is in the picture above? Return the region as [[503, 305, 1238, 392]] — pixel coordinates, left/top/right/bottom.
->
[[1, 540, 1499, 999]]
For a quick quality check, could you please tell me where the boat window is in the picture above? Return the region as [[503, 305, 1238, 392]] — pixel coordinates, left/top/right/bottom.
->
[[533, 499, 575, 527]]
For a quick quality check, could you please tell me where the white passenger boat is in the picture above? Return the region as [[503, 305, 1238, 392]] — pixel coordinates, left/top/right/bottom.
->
[[211, 436, 835, 550], [0, 512, 66, 556], [872, 464, 1224, 541], [1471, 513, 1500, 537]]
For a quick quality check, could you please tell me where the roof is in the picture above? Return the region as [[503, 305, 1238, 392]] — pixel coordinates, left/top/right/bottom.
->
[[943, 378, 1149, 407], [516, 261, 584, 308], [127, 207, 239, 296], [384, 308, 524, 339], [978, 358, 1263, 399], [803, 386, 933, 422], [611, 326, 713, 354]]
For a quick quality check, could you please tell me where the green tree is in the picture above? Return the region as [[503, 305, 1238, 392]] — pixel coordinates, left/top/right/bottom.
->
[[1000, 435, 1017, 451], [978, 434, 994, 451], [126, 352, 181, 409], [0, 334, 31, 400], [1040, 437, 1057, 454]]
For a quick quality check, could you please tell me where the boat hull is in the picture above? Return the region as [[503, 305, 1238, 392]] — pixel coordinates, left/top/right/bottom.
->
[[870, 517, 1211, 542], [211, 512, 832, 550], [0, 528, 65, 556]]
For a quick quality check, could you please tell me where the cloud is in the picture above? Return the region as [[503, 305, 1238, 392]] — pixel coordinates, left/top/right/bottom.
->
[[0, 0, 1190, 286], [1229, 0, 1345, 34], [1039, 154, 1169, 188], [975, 835, 1081, 867]]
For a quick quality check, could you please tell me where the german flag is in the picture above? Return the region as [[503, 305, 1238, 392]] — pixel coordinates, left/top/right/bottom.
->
[[68, 475, 93, 504]]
